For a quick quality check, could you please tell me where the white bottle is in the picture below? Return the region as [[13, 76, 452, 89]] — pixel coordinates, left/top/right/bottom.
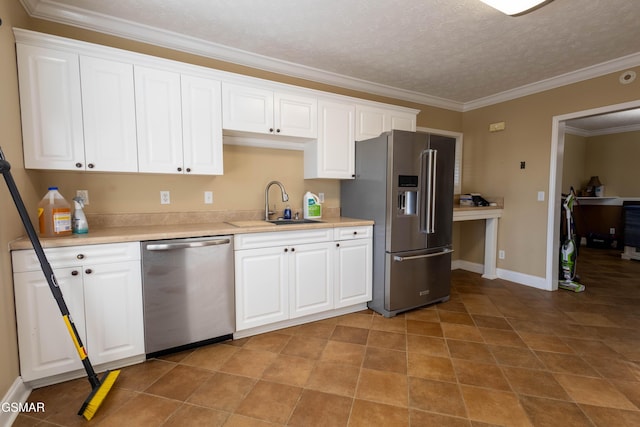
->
[[303, 191, 322, 219], [72, 197, 89, 234]]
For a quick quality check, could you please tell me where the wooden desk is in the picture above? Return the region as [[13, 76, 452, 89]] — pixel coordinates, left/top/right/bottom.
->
[[453, 206, 503, 279]]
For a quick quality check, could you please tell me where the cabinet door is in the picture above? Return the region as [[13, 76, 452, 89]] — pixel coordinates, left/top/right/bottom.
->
[[14, 267, 86, 382], [389, 111, 416, 133], [80, 56, 138, 172], [274, 92, 317, 138], [235, 247, 288, 331], [306, 99, 355, 179], [17, 44, 85, 170], [355, 106, 386, 141], [289, 242, 333, 318], [83, 260, 144, 365], [334, 238, 372, 308], [222, 82, 274, 134], [181, 75, 224, 175], [135, 66, 184, 173]]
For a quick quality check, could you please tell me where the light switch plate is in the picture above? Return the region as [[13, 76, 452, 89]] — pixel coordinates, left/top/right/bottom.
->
[[537, 191, 545, 201], [204, 191, 213, 204]]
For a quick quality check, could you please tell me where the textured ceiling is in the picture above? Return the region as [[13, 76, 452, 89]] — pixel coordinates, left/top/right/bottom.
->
[[18, 0, 640, 110]]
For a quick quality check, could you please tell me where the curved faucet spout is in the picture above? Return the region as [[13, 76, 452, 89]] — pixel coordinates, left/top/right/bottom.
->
[[265, 181, 289, 220]]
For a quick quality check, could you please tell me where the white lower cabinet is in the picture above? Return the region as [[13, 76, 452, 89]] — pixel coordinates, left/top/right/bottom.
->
[[234, 226, 371, 333], [12, 242, 144, 383], [334, 233, 373, 308]]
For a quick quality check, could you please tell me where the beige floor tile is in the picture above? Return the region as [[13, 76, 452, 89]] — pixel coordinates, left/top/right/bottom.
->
[[442, 323, 485, 342], [144, 364, 213, 401], [502, 366, 571, 400], [447, 340, 495, 363], [452, 359, 511, 391], [243, 332, 291, 353], [179, 342, 239, 371], [321, 340, 365, 366], [113, 359, 176, 391], [518, 395, 592, 427], [371, 314, 407, 333], [579, 404, 640, 427], [409, 409, 472, 427], [478, 327, 527, 348], [554, 373, 637, 409], [406, 319, 443, 337], [262, 353, 316, 386], [438, 310, 475, 326], [349, 399, 409, 427], [305, 360, 360, 396], [408, 352, 456, 382], [288, 390, 353, 426], [98, 393, 181, 427], [356, 368, 408, 407], [406, 334, 449, 357], [219, 348, 278, 378], [234, 380, 302, 424], [162, 403, 228, 427], [330, 325, 370, 345], [367, 329, 407, 351], [281, 335, 328, 360], [460, 385, 532, 426], [471, 314, 513, 330], [187, 372, 256, 411], [534, 350, 600, 377], [408, 377, 466, 417], [363, 346, 407, 374], [488, 344, 545, 369]]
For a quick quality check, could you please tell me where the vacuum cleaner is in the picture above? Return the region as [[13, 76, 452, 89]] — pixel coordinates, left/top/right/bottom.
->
[[0, 147, 119, 420], [559, 187, 585, 292]]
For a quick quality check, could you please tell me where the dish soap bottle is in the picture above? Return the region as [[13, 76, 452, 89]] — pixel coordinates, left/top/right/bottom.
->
[[38, 187, 72, 237], [303, 191, 322, 219], [72, 196, 89, 234]]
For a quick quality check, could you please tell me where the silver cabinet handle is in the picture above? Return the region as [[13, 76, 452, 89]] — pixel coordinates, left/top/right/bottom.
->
[[393, 248, 453, 262], [145, 238, 230, 251]]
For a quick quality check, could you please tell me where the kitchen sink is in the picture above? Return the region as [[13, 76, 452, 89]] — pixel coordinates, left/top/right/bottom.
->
[[267, 219, 323, 225]]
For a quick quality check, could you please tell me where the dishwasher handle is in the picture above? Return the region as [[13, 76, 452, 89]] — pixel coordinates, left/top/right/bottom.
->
[[145, 238, 231, 251]]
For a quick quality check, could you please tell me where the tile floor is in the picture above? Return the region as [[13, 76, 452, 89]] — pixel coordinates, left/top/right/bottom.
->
[[15, 247, 640, 426]]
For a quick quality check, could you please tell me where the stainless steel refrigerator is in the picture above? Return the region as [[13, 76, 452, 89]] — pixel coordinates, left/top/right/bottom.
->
[[341, 130, 455, 317]]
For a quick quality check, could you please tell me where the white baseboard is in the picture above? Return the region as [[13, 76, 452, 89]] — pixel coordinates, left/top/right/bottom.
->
[[453, 261, 549, 290], [0, 377, 32, 427]]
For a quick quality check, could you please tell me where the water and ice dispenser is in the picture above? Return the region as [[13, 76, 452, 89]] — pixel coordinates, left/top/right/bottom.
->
[[397, 175, 418, 216]]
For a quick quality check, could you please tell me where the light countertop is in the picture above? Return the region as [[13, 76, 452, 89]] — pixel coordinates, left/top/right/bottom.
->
[[9, 217, 374, 250]]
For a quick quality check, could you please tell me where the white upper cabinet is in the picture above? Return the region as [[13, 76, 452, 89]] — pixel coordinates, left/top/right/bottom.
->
[[222, 82, 317, 138], [355, 105, 416, 141], [304, 99, 356, 179], [17, 44, 85, 170], [80, 56, 138, 172], [134, 66, 184, 174], [181, 75, 224, 175]]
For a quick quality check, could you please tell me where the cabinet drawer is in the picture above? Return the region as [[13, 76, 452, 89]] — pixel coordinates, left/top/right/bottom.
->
[[234, 228, 333, 250], [334, 226, 372, 241], [12, 242, 140, 272]]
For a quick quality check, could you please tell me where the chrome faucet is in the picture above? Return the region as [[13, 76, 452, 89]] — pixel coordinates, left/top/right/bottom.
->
[[265, 180, 289, 220]]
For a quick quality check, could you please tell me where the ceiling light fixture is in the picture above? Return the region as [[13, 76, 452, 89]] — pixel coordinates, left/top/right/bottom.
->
[[479, 0, 552, 16]]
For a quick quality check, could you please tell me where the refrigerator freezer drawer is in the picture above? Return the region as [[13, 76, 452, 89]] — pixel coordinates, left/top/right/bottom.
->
[[385, 248, 452, 312]]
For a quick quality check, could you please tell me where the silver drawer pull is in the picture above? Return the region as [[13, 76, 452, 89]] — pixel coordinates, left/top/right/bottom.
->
[[393, 248, 453, 262], [146, 239, 230, 251]]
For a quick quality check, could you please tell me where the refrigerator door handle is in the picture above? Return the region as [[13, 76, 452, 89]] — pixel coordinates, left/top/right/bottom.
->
[[420, 149, 437, 234], [393, 248, 454, 262]]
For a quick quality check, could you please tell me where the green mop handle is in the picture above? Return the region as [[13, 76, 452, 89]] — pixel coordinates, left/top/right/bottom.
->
[[0, 147, 101, 389]]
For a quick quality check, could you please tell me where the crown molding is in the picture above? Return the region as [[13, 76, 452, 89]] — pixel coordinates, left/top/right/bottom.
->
[[19, 0, 640, 113], [565, 123, 640, 137]]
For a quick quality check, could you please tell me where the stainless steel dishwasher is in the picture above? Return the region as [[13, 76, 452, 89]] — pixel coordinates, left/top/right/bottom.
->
[[141, 235, 234, 357]]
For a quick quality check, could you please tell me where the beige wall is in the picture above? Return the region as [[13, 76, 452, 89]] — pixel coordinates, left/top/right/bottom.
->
[[0, 0, 32, 402], [584, 130, 640, 197], [460, 72, 640, 275], [562, 133, 588, 194]]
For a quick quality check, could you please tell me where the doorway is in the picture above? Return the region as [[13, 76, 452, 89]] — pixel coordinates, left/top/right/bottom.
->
[[546, 100, 640, 290]]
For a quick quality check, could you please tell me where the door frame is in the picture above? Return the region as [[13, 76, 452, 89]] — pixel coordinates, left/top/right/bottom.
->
[[545, 99, 640, 290]]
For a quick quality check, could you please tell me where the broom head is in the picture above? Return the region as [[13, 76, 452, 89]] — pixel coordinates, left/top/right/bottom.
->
[[78, 369, 121, 420]]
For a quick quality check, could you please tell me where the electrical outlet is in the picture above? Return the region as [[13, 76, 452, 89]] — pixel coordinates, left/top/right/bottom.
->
[[498, 250, 505, 260], [318, 192, 325, 203], [76, 190, 89, 205], [160, 191, 170, 205], [204, 191, 213, 204], [610, 228, 615, 235]]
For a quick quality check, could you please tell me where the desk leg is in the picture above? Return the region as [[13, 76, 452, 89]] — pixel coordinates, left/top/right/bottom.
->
[[482, 217, 499, 279]]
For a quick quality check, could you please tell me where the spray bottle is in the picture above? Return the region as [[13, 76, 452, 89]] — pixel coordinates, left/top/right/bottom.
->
[[72, 196, 89, 234]]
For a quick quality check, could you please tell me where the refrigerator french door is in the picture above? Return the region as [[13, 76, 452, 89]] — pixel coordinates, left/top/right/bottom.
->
[[341, 130, 455, 317]]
